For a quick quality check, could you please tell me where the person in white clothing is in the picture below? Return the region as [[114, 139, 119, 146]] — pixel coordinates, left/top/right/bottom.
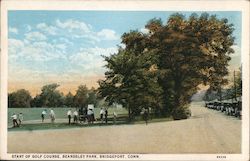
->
[[100, 108, 104, 123], [113, 111, 117, 124], [87, 109, 94, 124], [18, 113, 23, 126], [11, 113, 19, 127], [50, 109, 55, 123], [67, 109, 72, 124], [73, 110, 78, 123], [41, 109, 47, 122]]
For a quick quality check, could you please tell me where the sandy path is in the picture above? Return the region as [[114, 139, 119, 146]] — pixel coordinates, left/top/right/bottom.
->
[[8, 102, 241, 153]]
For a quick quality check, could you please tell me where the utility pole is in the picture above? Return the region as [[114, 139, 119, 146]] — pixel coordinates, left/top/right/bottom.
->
[[233, 70, 237, 101]]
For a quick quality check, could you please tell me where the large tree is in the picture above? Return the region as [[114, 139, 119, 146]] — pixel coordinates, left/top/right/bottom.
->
[[99, 12, 235, 119]]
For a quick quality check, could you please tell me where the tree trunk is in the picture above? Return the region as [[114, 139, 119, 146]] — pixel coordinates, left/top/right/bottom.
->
[[128, 105, 131, 122]]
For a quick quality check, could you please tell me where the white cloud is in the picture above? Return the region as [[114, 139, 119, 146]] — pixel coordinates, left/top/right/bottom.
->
[[25, 25, 32, 32], [58, 37, 73, 45], [25, 31, 47, 41], [9, 27, 18, 34], [37, 23, 57, 35], [8, 39, 24, 60], [97, 29, 119, 40], [8, 39, 24, 52], [228, 45, 241, 72], [56, 19, 91, 33], [140, 28, 149, 34], [70, 47, 118, 74], [53, 19, 120, 43], [55, 44, 67, 51], [230, 45, 241, 58], [8, 38, 66, 62]]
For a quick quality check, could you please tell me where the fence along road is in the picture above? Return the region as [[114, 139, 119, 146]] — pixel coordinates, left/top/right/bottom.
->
[[8, 102, 241, 153]]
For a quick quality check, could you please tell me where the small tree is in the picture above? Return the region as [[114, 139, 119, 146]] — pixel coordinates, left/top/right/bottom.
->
[[74, 85, 88, 108], [65, 92, 74, 107], [8, 89, 32, 108], [39, 83, 64, 107]]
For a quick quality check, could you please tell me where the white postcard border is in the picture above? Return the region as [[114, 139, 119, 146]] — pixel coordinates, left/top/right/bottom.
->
[[1, 0, 249, 160]]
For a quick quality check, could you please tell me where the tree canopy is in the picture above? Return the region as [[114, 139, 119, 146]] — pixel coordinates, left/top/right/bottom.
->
[[8, 89, 32, 108], [9, 84, 99, 108]]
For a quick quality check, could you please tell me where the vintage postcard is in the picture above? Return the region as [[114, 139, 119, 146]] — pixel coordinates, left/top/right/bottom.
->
[[0, 0, 249, 160]]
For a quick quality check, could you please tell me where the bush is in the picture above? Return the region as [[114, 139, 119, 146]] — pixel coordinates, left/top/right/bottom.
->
[[172, 107, 191, 120]]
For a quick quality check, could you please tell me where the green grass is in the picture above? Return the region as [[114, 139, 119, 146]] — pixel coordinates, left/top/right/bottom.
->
[[8, 116, 173, 132], [8, 107, 128, 126]]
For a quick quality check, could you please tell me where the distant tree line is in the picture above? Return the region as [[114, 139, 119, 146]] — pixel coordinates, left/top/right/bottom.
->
[[8, 83, 98, 108], [98, 12, 235, 120], [204, 68, 242, 102]]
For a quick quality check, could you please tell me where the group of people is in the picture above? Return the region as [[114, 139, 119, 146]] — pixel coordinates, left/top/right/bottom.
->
[[41, 109, 56, 123], [67, 109, 79, 124], [10, 107, 119, 128], [67, 107, 117, 125], [11, 113, 23, 128], [99, 108, 108, 124]]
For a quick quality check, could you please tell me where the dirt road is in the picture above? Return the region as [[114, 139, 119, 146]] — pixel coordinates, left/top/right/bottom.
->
[[8, 102, 241, 153]]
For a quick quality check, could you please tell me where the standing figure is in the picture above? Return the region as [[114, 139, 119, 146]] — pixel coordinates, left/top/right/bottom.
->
[[18, 113, 23, 126], [87, 108, 94, 124], [73, 110, 78, 123], [104, 108, 108, 124], [83, 107, 88, 122], [50, 109, 56, 123], [100, 108, 104, 123], [41, 109, 47, 122], [11, 113, 19, 127], [143, 108, 149, 125], [113, 111, 117, 124], [67, 109, 72, 124]]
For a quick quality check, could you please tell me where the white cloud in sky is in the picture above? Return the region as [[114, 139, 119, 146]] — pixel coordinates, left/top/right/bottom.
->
[[97, 29, 119, 40], [56, 19, 91, 33], [25, 25, 32, 32], [230, 45, 241, 58], [9, 27, 18, 34], [140, 27, 149, 34], [35, 19, 119, 43], [25, 31, 47, 41], [70, 47, 118, 73], [37, 23, 57, 35], [8, 38, 66, 62], [8, 39, 24, 61]]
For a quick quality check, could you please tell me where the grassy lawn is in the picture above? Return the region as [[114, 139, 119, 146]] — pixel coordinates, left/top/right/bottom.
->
[[8, 116, 173, 132]]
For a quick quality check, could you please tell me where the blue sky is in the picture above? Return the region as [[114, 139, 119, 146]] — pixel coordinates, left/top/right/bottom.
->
[[8, 11, 242, 95]]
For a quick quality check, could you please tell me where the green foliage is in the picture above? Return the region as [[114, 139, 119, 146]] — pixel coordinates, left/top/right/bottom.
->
[[204, 68, 242, 102], [38, 83, 64, 107], [65, 92, 74, 107], [99, 12, 235, 119], [98, 41, 163, 120], [74, 85, 88, 108], [9, 84, 99, 108], [87, 87, 98, 107], [8, 89, 32, 108]]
